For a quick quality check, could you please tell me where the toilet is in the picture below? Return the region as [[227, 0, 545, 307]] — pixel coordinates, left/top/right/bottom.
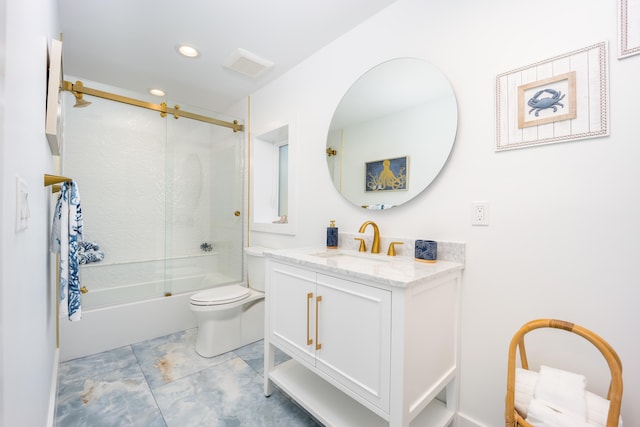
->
[[189, 246, 268, 357]]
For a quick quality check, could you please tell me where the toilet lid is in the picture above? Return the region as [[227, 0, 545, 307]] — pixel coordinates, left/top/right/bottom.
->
[[190, 285, 251, 306]]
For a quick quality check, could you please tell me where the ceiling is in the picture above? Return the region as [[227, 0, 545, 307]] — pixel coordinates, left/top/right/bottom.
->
[[58, 0, 398, 113]]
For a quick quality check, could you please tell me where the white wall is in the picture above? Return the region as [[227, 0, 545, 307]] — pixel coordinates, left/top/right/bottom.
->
[[229, 0, 640, 425], [0, 0, 60, 426]]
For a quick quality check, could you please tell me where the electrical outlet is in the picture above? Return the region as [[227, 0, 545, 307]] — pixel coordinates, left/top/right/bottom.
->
[[471, 201, 489, 226]]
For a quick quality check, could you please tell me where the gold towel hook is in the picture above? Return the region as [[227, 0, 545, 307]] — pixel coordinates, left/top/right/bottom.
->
[[44, 174, 72, 193]]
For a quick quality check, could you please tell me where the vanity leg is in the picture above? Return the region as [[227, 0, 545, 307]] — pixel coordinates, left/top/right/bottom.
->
[[264, 340, 275, 397], [446, 377, 459, 426]]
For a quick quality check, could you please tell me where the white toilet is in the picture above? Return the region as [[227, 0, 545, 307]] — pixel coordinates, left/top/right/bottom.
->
[[189, 246, 268, 357]]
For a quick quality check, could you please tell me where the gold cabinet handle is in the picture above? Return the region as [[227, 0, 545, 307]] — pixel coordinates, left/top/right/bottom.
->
[[306, 292, 313, 345], [315, 295, 322, 350]]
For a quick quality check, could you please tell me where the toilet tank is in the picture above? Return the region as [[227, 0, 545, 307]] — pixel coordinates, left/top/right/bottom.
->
[[244, 246, 270, 292]]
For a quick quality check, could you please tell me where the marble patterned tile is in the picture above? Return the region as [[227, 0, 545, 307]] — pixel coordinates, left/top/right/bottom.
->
[[152, 357, 320, 427], [58, 346, 139, 385], [56, 355, 165, 427], [233, 340, 291, 377], [132, 328, 235, 389]]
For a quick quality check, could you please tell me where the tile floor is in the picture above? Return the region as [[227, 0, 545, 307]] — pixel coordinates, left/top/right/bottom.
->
[[55, 328, 322, 426]]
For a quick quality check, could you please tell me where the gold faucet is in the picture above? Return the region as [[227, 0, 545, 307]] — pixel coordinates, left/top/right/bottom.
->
[[387, 242, 404, 256], [358, 221, 380, 254]]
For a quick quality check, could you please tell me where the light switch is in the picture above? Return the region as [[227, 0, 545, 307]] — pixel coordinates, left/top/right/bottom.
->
[[15, 176, 30, 232]]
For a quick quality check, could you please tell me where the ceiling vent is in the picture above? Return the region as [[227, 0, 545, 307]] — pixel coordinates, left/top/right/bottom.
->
[[223, 48, 274, 78]]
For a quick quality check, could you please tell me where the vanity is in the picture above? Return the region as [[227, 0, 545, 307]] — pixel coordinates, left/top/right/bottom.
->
[[263, 247, 464, 427], [260, 55, 462, 426]]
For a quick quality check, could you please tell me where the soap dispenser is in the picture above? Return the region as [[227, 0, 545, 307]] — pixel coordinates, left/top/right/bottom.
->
[[326, 220, 338, 249]]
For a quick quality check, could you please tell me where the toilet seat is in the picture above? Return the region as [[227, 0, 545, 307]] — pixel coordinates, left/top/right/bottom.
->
[[190, 285, 251, 306]]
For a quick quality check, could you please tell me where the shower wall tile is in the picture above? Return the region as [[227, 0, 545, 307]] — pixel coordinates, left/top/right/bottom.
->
[[64, 94, 167, 265]]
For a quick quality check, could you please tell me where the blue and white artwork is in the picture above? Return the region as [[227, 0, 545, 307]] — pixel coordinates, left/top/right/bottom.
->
[[527, 88, 566, 117]]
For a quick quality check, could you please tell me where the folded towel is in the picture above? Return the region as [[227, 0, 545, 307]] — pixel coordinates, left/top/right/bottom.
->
[[78, 240, 100, 251], [78, 249, 104, 264], [535, 365, 587, 420], [515, 368, 539, 416], [76, 240, 104, 264], [527, 398, 592, 427], [515, 366, 622, 426], [585, 390, 623, 427]]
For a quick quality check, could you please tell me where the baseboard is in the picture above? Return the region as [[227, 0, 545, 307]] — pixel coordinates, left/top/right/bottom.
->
[[457, 412, 489, 427], [46, 348, 60, 427]]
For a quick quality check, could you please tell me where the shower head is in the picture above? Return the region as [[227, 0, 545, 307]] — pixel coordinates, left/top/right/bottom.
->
[[72, 91, 91, 108], [71, 80, 91, 108]]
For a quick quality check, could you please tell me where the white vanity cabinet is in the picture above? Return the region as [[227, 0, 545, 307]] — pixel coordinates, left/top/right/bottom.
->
[[263, 250, 463, 427], [268, 262, 392, 412]]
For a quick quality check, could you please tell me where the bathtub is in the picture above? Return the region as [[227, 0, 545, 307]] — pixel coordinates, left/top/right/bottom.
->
[[58, 274, 254, 362]]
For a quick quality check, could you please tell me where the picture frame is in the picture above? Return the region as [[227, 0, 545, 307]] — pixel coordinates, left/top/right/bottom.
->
[[619, 0, 640, 58], [517, 72, 576, 129], [365, 156, 408, 192], [45, 38, 63, 155], [496, 42, 609, 151]]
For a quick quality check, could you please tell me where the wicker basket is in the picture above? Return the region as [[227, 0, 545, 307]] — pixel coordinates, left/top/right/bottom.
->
[[505, 319, 623, 427]]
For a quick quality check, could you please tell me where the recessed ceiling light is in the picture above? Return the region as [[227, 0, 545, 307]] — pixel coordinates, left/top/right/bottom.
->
[[177, 44, 199, 58], [149, 88, 166, 97]]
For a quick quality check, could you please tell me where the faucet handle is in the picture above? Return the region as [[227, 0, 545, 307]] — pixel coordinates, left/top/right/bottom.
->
[[387, 241, 404, 256], [354, 237, 366, 252]]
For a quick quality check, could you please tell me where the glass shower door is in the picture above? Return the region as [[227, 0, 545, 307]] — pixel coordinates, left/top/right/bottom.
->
[[164, 103, 244, 296], [63, 87, 169, 308]]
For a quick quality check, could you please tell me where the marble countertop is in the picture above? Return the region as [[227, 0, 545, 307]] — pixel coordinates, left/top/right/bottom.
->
[[264, 247, 463, 288]]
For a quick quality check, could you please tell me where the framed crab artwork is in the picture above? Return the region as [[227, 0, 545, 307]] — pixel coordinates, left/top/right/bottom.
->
[[517, 72, 576, 129], [496, 42, 609, 151]]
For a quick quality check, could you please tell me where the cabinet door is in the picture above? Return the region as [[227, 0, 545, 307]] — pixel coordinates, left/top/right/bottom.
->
[[268, 262, 317, 366], [315, 274, 391, 411]]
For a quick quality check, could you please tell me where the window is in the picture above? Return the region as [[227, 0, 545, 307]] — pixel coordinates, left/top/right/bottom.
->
[[251, 123, 295, 234]]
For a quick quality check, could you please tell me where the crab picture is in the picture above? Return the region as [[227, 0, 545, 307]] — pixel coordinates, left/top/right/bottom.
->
[[527, 88, 566, 116]]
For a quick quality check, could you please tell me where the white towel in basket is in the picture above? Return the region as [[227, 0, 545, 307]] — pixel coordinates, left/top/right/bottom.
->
[[515, 366, 623, 427], [527, 398, 591, 427], [534, 365, 588, 418]]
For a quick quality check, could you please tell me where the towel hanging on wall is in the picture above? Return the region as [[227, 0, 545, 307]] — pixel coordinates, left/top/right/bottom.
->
[[51, 181, 83, 321]]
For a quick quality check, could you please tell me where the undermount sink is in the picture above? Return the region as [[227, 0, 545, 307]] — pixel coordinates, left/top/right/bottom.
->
[[309, 250, 392, 264]]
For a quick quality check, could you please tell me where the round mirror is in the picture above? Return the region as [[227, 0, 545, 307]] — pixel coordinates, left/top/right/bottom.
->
[[326, 58, 457, 209]]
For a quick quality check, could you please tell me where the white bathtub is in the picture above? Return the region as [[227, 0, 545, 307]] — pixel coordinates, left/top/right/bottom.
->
[[58, 276, 254, 362], [80, 273, 237, 309]]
